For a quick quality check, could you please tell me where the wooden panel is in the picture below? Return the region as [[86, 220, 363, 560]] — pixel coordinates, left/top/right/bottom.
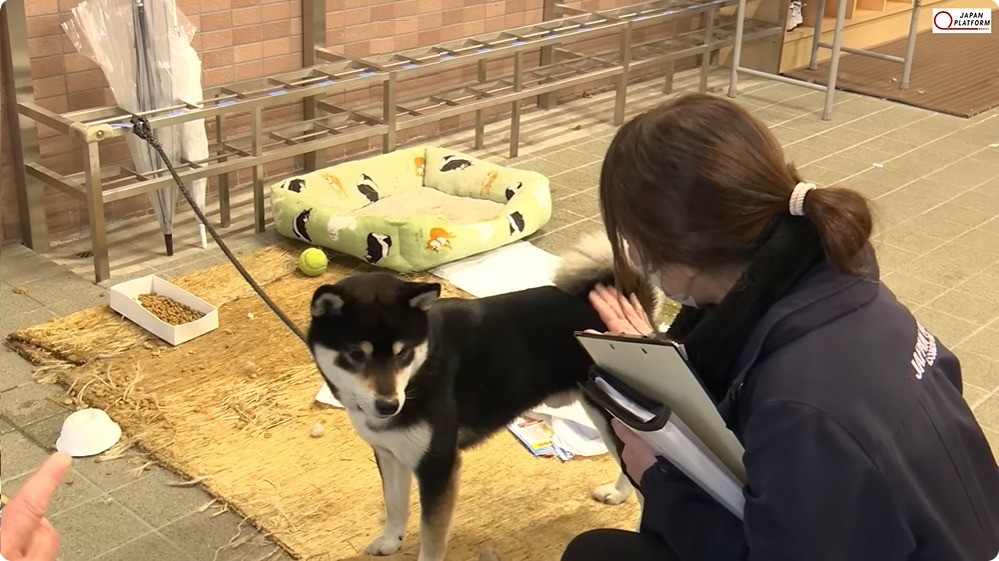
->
[[857, 0, 889, 13], [801, 0, 822, 27], [825, 0, 858, 20], [717, 0, 790, 73]]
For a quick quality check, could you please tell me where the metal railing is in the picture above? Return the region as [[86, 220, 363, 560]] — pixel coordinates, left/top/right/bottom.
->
[[0, 0, 787, 282]]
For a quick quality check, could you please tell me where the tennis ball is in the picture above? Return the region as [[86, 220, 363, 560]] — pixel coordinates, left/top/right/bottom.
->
[[298, 248, 328, 276]]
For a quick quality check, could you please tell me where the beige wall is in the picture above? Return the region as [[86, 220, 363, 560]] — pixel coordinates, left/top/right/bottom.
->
[[0, 0, 677, 245]]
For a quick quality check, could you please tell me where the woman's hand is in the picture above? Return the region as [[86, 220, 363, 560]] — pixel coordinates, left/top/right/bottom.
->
[[588, 283, 655, 337], [612, 418, 659, 485], [0, 452, 71, 561]]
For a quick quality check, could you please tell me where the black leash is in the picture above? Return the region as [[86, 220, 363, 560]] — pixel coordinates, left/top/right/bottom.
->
[[129, 115, 308, 344]]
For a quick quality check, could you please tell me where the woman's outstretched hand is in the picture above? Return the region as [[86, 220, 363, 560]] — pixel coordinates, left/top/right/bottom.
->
[[0, 452, 71, 561], [588, 283, 654, 337]]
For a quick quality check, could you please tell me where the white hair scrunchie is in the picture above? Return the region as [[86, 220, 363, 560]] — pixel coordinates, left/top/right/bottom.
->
[[789, 182, 818, 217]]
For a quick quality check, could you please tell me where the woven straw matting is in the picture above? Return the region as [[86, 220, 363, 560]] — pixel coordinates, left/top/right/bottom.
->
[[7, 246, 638, 561]]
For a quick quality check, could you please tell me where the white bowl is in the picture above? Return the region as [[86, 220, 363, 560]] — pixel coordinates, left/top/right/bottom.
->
[[55, 408, 122, 457]]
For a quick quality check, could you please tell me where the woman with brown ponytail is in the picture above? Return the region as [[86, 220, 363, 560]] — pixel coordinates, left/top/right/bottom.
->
[[566, 94, 999, 561]]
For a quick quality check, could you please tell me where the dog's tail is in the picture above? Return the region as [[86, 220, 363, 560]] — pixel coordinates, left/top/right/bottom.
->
[[551, 232, 660, 319]]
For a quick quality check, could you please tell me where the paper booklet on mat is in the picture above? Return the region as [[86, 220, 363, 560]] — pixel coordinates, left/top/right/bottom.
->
[[316, 384, 343, 408], [428, 241, 562, 298], [575, 332, 748, 517]]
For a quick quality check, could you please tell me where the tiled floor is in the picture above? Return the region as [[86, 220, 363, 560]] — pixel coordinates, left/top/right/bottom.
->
[[2, 69, 998, 560]]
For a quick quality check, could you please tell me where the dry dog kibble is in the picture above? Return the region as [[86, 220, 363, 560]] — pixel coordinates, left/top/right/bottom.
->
[[138, 294, 204, 325]]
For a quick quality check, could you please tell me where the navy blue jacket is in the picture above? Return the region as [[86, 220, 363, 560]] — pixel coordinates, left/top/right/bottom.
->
[[640, 257, 999, 560]]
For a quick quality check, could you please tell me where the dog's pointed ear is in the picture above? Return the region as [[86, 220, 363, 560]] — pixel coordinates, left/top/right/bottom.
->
[[405, 282, 441, 311], [311, 286, 346, 317]]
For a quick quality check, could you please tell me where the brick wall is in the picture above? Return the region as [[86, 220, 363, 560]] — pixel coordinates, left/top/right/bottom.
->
[[0, 0, 690, 246]]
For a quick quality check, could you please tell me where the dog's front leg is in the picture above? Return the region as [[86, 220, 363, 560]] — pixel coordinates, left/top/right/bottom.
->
[[366, 446, 412, 556], [580, 398, 640, 507], [415, 452, 461, 561]]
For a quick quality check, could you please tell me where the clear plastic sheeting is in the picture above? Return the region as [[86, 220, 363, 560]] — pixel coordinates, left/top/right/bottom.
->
[[168, 7, 210, 249], [63, 0, 211, 253]]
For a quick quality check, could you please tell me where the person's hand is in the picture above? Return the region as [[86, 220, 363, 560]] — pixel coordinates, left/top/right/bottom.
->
[[611, 418, 659, 485], [588, 283, 654, 337], [0, 452, 71, 561]]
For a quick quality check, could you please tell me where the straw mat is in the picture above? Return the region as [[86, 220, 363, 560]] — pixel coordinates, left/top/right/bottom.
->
[[7, 246, 639, 560]]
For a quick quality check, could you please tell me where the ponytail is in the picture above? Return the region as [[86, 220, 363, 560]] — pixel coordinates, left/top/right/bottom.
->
[[802, 187, 874, 276]]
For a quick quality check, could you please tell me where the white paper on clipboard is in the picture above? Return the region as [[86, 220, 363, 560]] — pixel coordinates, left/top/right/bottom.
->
[[576, 333, 747, 483]]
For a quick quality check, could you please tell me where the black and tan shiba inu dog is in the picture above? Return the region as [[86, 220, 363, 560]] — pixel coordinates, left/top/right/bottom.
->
[[307, 236, 657, 561]]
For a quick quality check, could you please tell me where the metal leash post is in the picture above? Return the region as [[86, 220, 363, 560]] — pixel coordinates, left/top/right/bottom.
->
[[128, 115, 309, 344], [727, 0, 747, 98], [899, 0, 921, 90]]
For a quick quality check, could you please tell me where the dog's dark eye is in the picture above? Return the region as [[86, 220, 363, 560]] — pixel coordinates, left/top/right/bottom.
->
[[346, 348, 367, 363], [396, 347, 414, 362]]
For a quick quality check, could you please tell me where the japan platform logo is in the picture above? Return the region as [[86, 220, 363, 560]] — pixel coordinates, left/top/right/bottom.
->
[[932, 5, 995, 33]]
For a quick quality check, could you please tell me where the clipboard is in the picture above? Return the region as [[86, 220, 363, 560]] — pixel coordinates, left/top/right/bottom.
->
[[581, 366, 746, 518], [574, 331, 747, 483]]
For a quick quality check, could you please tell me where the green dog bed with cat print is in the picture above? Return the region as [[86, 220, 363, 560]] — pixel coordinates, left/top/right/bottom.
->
[[269, 146, 552, 273]]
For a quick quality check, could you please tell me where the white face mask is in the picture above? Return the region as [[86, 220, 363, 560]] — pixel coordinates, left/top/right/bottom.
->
[[649, 271, 699, 309], [627, 240, 700, 309]]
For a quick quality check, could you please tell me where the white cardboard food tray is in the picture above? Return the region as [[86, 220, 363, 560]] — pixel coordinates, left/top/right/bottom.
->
[[109, 275, 219, 346]]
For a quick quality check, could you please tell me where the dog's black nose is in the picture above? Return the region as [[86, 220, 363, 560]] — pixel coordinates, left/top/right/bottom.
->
[[374, 398, 401, 416]]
